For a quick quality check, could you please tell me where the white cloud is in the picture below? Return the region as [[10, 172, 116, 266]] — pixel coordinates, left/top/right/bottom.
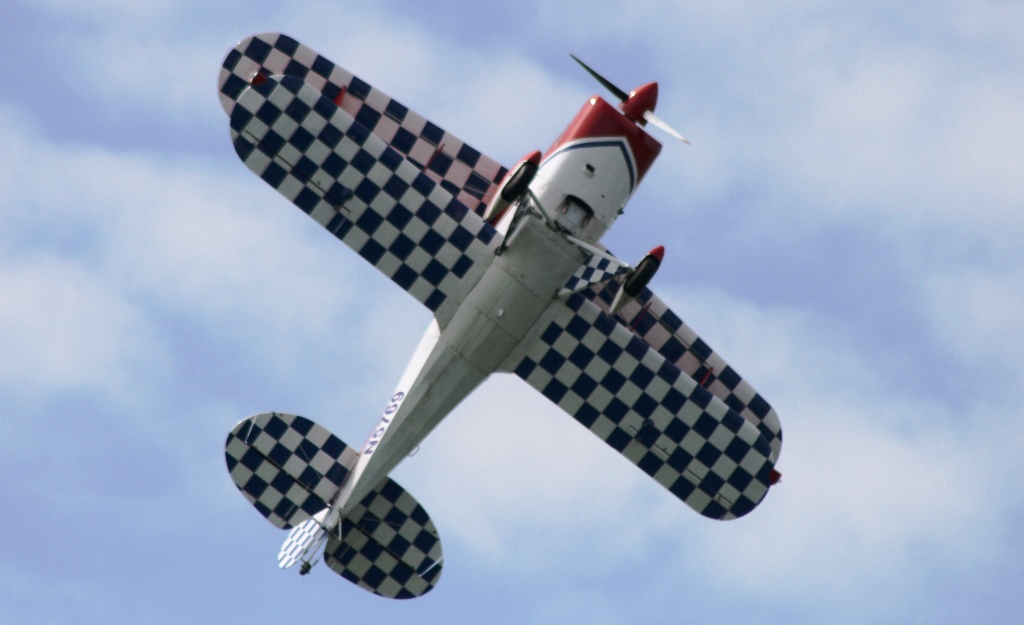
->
[[922, 267, 1024, 373], [409, 374, 664, 569], [20, 0, 180, 22], [652, 285, 1021, 616], [947, 2, 1024, 54], [0, 103, 373, 354], [765, 47, 1024, 235], [699, 401, 1003, 598], [535, 0, 665, 43], [76, 34, 228, 121], [0, 255, 164, 397], [14, 0, 257, 120]]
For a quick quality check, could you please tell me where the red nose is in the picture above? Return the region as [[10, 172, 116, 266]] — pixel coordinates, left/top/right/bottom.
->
[[620, 82, 658, 123]]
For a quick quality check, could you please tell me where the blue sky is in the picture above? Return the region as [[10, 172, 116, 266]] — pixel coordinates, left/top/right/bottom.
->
[[2, 1, 1023, 623]]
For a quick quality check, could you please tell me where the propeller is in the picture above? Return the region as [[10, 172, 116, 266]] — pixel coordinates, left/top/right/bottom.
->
[[642, 110, 689, 143], [570, 54, 690, 144], [570, 54, 629, 102]]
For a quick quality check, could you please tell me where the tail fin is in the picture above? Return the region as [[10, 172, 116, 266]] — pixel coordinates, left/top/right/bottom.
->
[[225, 413, 443, 598]]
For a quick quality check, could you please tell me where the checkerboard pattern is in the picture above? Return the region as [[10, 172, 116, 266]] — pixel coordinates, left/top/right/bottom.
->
[[219, 33, 507, 217], [559, 252, 631, 297], [584, 277, 784, 462], [513, 292, 775, 520], [225, 413, 359, 529], [324, 477, 443, 599], [278, 510, 327, 569], [228, 74, 503, 324]]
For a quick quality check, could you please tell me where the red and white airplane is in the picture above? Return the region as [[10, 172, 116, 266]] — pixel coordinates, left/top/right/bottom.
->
[[218, 33, 782, 599]]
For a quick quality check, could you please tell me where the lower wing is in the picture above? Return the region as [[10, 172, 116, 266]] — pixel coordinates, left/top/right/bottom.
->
[[586, 276, 783, 463], [509, 291, 777, 520]]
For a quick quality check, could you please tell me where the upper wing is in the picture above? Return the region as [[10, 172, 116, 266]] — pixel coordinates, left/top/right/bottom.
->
[[219, 33, 508, 216], [585, 277, 783, 463], [510, 292, 776, 520], [227, 72, 502, 326]]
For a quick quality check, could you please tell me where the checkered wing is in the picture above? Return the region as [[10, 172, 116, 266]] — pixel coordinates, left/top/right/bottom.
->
[[220, 33, 507, 216], [324, 477, 443, 599], [584, 278, 783, 463], [512, 292, 777, 520], [559, 253, 631, 296], [225, 413, 359, 529], [228, 73, 502, 324]]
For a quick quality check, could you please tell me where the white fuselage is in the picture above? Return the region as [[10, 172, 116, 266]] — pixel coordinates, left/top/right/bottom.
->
[[333, 140, 638, 515], [530, 138, 637, 241]]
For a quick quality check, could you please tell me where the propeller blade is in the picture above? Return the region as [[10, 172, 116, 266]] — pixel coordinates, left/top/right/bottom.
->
[[570, 54, 629, 102], [643, 110, 690, 144], [570, 54, 691, 144]]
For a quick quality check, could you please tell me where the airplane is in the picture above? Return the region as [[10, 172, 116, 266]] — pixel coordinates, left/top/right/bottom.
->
[[217, 33, 783, 599]]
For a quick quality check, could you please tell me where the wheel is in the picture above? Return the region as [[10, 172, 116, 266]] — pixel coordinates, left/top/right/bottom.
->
[[500, 161, 537, 201]]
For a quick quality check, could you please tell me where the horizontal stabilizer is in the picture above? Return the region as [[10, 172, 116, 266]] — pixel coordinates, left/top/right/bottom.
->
[[225, 413, 359, 529], [324, 477, 443, 599], [225, 413, 443, 597]]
